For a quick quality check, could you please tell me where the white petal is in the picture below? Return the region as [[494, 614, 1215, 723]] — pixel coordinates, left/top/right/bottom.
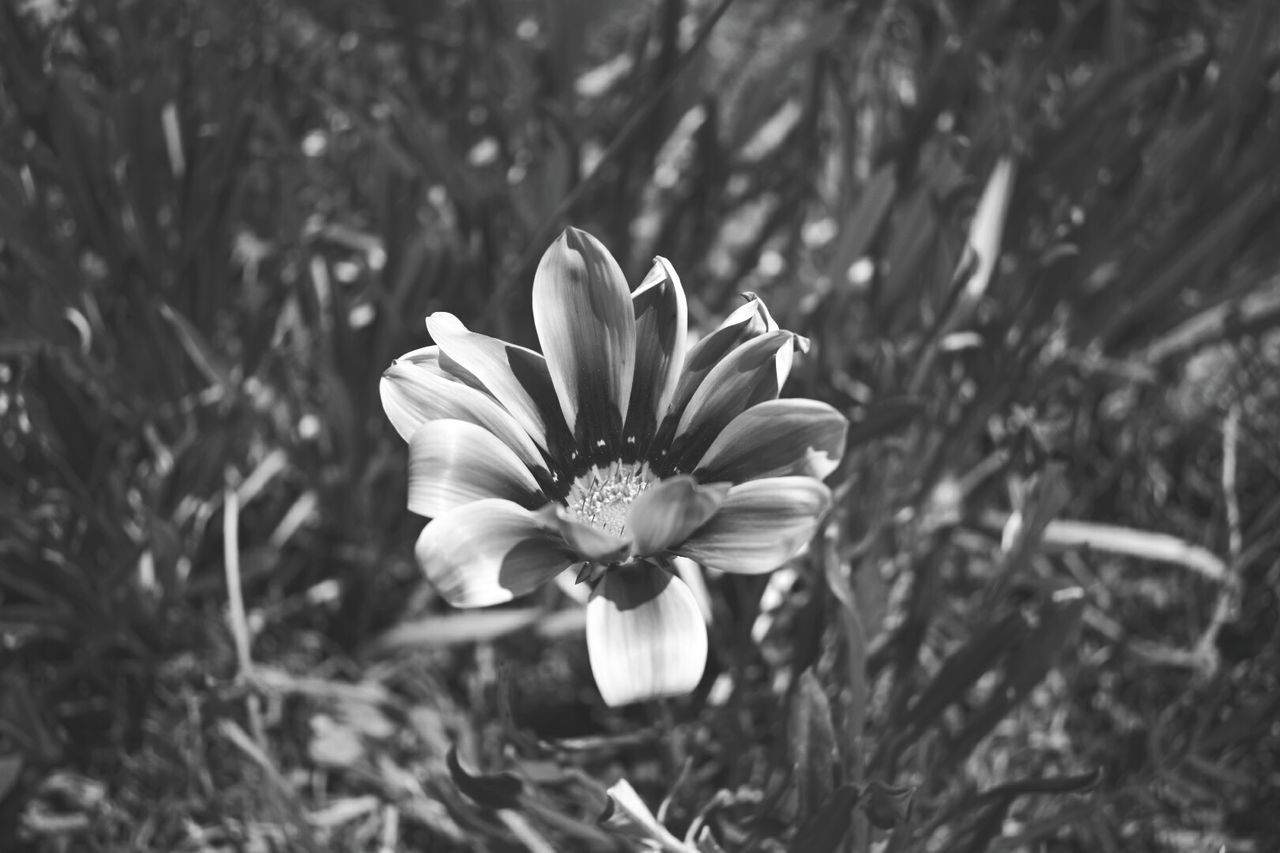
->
[[662, 295, 778, 422], [674, 477, 832, 574], [425, 312, 565, 456], [626, 475, 729, 556], [532, 228, 636, 462], [624, 257, 687, 455], [415, 499, 577, 607], [694, 398, 848, 483], [381, 358, 544, 469], [656, 331, 794, 473], [408, 420, 544, 518], [587, 564, 707, 706]]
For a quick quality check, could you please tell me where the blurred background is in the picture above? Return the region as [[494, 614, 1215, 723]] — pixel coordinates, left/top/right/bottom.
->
[[2, 0, 1279, 850]]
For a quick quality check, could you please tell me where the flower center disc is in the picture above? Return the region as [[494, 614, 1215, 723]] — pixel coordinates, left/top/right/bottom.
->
[[569, 463, 649, 538]]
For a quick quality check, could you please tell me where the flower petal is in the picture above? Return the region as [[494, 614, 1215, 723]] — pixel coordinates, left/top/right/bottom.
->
[[623, 257, 687, 459], [425, 312, 570, 463], [408, 420, 545, 518], [587, 564, 707, 705], [657, 331, 795, 474], [627, 475, 730, 556], [694, 399, 848, 483], [535, 505, 630, 563], [662, 295, 778, 424], [415, 499, 577, 607], [532, 228, 636, 466], [381, 355, 545, 470], [673, 477, 832, 574]]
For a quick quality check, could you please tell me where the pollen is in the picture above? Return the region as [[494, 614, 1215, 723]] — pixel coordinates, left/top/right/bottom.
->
[[568, 462, 650, 538]]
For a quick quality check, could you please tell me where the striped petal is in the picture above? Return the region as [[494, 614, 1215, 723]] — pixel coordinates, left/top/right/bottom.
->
[[381, 354, 545, 470], [673, 477, 832, 574], [623, 257, 687, 459], [532, 228, 636, 466], [408, 420, 545, 518], [627, 476, 729, 556], [662, 295, 779, 425], [694, 399, 848, 483], [415, 499, 577, 607], [425, 313, 568, 460], [658, 331, 795, 474], [587, 563, 707, 706]]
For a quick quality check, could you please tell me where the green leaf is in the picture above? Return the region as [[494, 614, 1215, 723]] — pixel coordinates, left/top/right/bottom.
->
[[826, 163, 897, 286], [0, 754, 23, 803], [790, 784, 859, 853], [862, 780, 914, 830], [898, 610, 1029, 741], [947, 588, 1087, 765], [788, 669, 839, 821]]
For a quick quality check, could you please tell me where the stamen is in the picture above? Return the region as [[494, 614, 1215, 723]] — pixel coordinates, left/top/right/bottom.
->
[[568, 462, 650, 538]]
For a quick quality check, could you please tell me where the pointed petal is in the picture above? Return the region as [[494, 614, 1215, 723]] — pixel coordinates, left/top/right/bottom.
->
[[694, 399, 848, 483], [425, 313, 570, 462], [662, 295, 778, 423], [381, 356, 545, 470], [627, 475, 729, 556], [408, 420, 545, 518], [623, 257, 687, 459], [587, 565, 707, 706], [657, 331, 795, 474], [415, 499, 577, 607], [535, 505, 630, 562], [673, 477, 832, 574], [532, 228, 636, 465]]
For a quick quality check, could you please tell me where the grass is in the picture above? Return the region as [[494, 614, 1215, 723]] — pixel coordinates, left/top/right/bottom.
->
[[2, 0, 1279, 850]]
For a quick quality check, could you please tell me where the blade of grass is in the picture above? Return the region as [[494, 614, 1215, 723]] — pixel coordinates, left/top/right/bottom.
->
[[978, 512, 1228, 583]]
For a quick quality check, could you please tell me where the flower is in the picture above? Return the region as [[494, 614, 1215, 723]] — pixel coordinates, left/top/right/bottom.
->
[[381, 228, 847, 705]]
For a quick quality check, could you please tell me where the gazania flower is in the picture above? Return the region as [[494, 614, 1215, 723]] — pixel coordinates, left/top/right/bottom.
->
[[381, 228, 847, 706]]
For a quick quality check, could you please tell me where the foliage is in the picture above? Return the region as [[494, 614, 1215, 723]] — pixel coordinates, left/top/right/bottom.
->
[[2, 0, 1279, 850]]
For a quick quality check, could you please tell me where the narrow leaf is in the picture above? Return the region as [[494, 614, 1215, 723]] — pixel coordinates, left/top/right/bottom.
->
[[789, 669, 839, 820], [446, 746, 523, 809]]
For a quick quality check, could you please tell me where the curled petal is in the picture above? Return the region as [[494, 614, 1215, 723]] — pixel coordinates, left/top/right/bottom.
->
[[533, 228, 636, 463], [627, 475, 729, 556], [415, 499, 577, 607], [587, 564, 707, 706], [674, 477, 832, 574], [408, 420, 545, 518], [391, 344, 445, 369], [661, 331, 795, 473], [425, 313, 568, 457], [535, 505, 630, 562], [624, 257, 687, 456], [694, 399, 848, 483], [381, 357, 544, 469]]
